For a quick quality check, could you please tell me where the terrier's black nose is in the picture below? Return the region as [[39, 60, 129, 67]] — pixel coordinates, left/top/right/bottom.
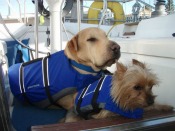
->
[[147, 97, 154, 105]]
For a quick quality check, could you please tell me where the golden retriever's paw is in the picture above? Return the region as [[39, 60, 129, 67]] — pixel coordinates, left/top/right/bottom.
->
[[65, 108, 84, 123], [65, 115, 83, 123], [59, 118, 66, 123]]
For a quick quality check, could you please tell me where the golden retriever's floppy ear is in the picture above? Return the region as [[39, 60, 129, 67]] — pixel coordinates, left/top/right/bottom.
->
[[67, 35, 78, 52], [132, 59, 145, 69], [116, 62, 127, 79]]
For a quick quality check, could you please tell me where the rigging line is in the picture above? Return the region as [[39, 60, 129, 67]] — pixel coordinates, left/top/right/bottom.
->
[[62, 22, 70, 41], [0, 13, 48, 54], [16, 0, 23, 23], [4, 0, 22, 23], [18, 26, 33, 41]]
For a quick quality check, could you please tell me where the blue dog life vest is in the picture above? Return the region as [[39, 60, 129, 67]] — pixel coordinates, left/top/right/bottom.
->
[[75, 75, 144, 119], [8, 50, 102, 108]]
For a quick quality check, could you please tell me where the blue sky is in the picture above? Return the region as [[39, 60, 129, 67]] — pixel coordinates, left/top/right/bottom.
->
[[0, 0, 174, 16], [0, 0, 35, 16]]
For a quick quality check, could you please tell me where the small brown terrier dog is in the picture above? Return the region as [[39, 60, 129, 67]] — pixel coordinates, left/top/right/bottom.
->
[[65, 59, 174, 122]]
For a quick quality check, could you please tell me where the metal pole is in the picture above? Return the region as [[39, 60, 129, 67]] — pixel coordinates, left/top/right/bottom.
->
[[77, 0, 81, 32], [46, 0, 64, 53], [34, 0, 39, 58], [24, 0, 26, 24], [8, 0, 10, 16]]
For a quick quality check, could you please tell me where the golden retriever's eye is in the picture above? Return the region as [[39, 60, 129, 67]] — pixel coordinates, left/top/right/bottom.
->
[[134, 85, 143, 91], [87, 37, 97, 42]]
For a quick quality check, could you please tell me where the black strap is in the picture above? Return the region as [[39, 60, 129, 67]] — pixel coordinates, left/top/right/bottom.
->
[[76, 86, 89, 119], [20, 55, 61, 107], [19, 63, 34, 105], [22, 57, 42, 66], [91, 76, 105, 113], [19, 57, 45, 104], [76, 76, 105, 119], [42, 56, 61, 107], [19, 58, 46, 105]]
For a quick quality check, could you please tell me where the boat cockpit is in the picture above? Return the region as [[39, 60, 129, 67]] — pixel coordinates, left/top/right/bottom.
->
[[0, 0, 175, 131]]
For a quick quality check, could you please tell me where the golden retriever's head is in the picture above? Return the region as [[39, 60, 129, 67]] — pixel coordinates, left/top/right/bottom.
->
[[65, 27, 120, 71]]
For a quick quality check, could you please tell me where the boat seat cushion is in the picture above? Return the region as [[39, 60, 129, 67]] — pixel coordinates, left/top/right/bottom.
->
[[5, 39, 30, 67], [11, 99, 66, 131]]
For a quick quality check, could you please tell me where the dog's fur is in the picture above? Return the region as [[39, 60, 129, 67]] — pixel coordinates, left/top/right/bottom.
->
[[65, 27, 120, 72], [64, 59, 174, 122], [56, 27, 120, 109]]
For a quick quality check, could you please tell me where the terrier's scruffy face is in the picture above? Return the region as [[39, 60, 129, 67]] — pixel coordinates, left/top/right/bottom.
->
[[111, 59, 159, 110]]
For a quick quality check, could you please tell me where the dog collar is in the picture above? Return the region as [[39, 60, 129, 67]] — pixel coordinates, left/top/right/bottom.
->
[[70, 60, 101, 73]]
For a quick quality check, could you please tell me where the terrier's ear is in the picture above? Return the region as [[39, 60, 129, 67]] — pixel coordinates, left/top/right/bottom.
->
[[116, 62, 127, 79], [132, 59, 145, 69], [67, 35, 79, 52]]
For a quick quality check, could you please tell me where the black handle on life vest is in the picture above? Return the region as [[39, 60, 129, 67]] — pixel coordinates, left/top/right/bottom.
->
[[19, 63, 35, 105], [76, 86, 90, 120], [42, 56, 62, 107], [19, 55, 61, 107], [91, 76, 105, 113], [76, 76, 105, 119]]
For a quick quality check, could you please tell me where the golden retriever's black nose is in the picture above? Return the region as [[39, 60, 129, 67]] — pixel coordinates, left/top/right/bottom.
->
[[111, 43, 120, 52]]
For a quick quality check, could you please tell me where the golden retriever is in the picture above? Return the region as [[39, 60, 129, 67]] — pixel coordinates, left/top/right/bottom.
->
[[8, 27, 120, 109]]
